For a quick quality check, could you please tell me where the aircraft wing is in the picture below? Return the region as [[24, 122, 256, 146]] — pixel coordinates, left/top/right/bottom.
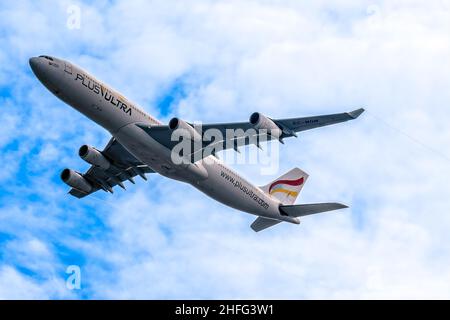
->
[[197, 108, 364, 137], [274, 108, 365, 134], [68, 138, 154, 198], [137, 108, 364, 162]]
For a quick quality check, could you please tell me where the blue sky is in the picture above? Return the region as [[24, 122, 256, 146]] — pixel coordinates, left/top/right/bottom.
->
[[1, 0, 450, 299]]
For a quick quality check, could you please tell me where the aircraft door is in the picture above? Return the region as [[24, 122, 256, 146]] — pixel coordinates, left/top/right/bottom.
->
[[64, 62, 73, 75]]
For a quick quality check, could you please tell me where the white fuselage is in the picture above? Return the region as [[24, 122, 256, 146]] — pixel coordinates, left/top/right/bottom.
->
[[30, 56, 286, 220]]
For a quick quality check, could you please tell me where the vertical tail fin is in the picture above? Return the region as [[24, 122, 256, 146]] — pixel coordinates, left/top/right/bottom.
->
[[260, 168, 309, 205]]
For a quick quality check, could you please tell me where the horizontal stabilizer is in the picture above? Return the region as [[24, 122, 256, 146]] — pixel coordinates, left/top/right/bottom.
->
[[280, 203, 348, 217], [251, 217, 282, 232], [137, 108, 365, 163]]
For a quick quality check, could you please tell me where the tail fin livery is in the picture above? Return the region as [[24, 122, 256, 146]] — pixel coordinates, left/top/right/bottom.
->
[[260, 168, 309, 205]]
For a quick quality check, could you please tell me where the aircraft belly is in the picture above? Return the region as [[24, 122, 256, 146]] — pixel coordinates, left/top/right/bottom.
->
[[194, 163, 280, 218], [113, 123, 209, 183]]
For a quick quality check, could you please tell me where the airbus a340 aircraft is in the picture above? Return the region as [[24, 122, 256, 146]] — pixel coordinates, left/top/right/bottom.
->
[[29, 55, 363, 232]]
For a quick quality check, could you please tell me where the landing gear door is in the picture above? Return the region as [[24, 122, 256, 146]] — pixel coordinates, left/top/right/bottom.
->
[[64, 62, 73, 75]]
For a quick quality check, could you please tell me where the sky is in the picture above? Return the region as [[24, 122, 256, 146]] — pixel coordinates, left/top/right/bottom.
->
[[0, 0, 450, 299]]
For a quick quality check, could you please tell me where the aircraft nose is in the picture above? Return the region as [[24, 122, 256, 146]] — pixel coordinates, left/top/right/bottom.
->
[[29, 56, 60, 93], [29, 57, 42, 75]]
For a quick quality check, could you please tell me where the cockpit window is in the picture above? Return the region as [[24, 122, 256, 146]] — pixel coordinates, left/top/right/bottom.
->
[[39, 55, 54, 61]]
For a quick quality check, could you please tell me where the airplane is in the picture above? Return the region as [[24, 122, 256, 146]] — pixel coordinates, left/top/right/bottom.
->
[[29, 55, 364, 232]]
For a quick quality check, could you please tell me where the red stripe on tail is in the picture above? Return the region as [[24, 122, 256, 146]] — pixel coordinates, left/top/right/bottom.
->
[[269, 177, 304, 193]]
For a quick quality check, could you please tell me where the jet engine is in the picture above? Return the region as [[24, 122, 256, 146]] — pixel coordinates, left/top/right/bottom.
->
[[249, 112, 282, 139], [79, 145, 111, 170], [60, 168, 92, 193], [168, 117, 202, 143]]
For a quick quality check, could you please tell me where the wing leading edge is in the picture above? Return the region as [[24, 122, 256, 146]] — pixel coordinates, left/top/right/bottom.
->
[[137, 108, 364, 162]]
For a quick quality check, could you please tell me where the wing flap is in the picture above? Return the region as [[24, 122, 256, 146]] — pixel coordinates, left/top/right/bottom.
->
[[137, 123, 275, 163], [69, 188, 89, 198]]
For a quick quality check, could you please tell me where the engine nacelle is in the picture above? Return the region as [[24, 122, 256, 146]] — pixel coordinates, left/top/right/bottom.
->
[[168, 117, 202, 143], [249, 112, 282, 139], [79, 145, 111, 170], [61, 168, 92, 193]]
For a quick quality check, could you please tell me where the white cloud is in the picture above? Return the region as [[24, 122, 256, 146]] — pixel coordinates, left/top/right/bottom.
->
[[0, 266, 51, 299]]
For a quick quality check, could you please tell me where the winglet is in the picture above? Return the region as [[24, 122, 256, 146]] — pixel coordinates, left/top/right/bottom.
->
[[348, 108, 365, 119]]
